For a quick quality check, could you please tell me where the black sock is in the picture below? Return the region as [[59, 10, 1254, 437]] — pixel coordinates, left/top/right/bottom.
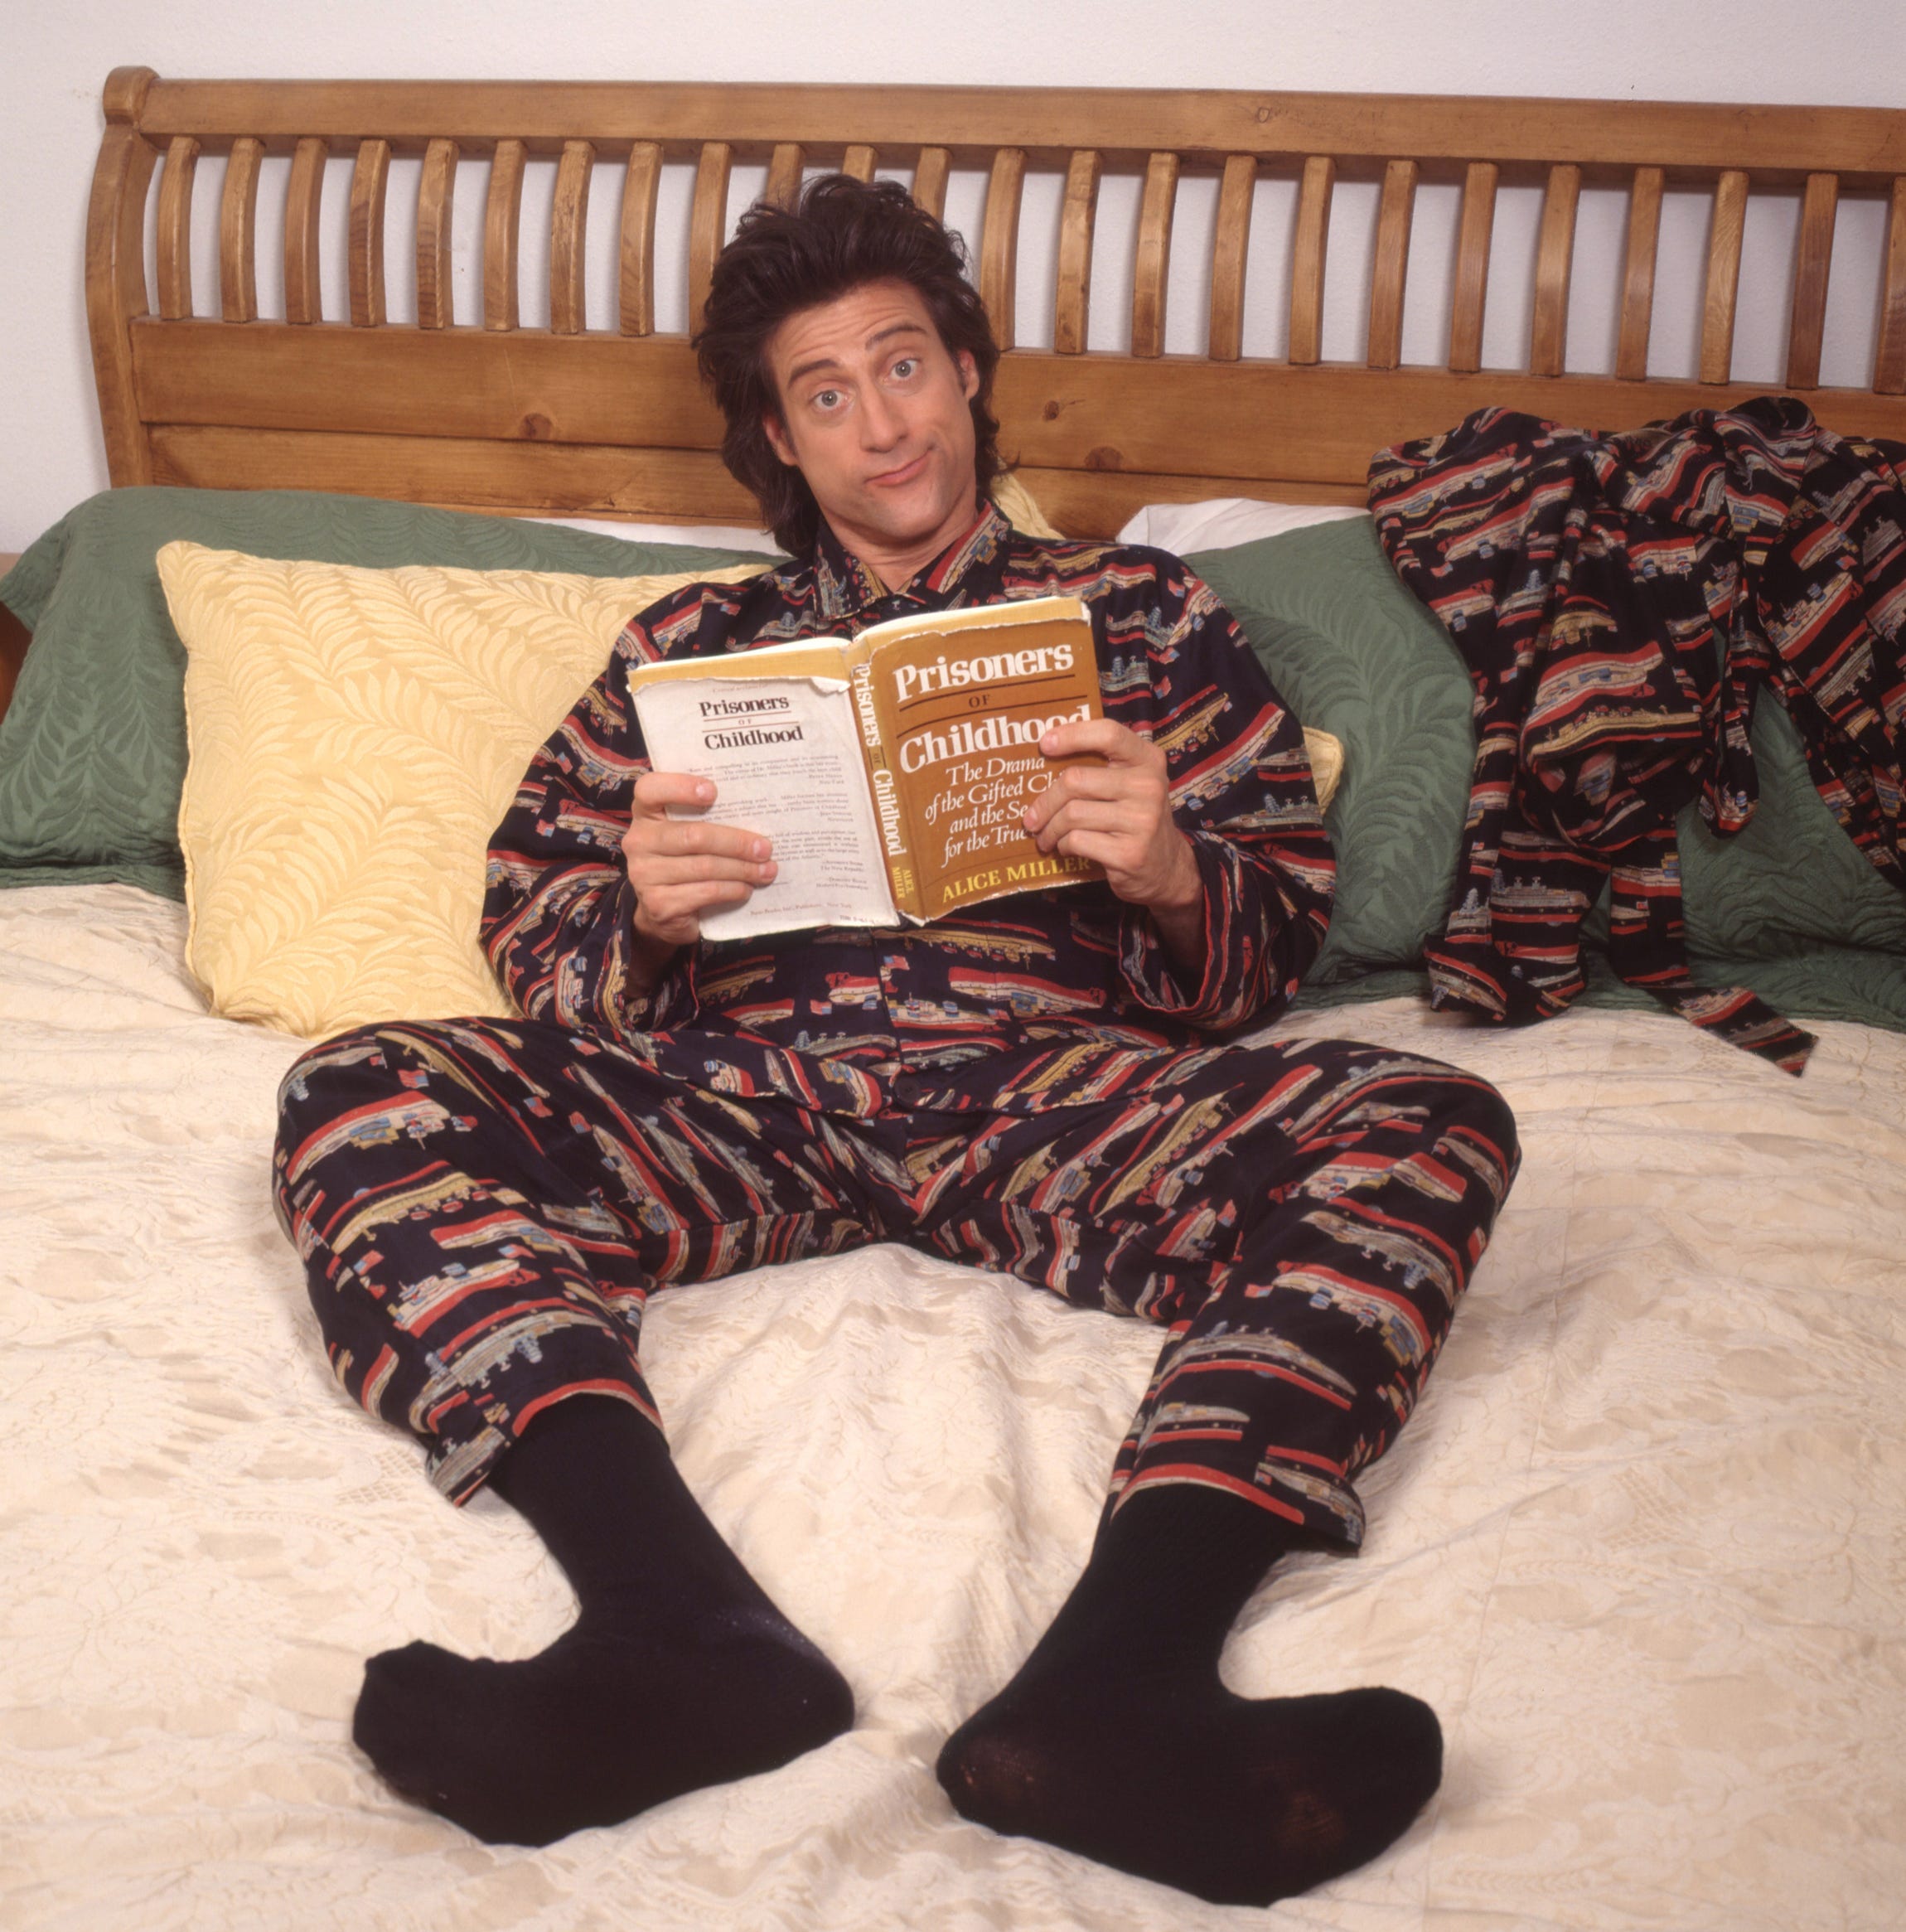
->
[[352, 1396, 854, 1846], [936, 1485, 1442, 1906]]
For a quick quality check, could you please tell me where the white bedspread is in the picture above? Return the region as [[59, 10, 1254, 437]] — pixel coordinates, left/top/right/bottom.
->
[[4, 884, 1904, 1930]]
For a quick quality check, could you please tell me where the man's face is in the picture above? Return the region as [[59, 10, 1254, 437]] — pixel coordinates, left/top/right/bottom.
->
[[761, 278, 980, 575]]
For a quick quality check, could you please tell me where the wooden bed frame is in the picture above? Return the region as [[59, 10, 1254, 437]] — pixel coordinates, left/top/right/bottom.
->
[[82, 67, 1906, 546]]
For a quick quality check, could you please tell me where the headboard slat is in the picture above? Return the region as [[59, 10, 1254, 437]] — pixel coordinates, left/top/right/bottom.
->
[[617, 142, 660, 337], [484, 139, 526, 331], [687, 141, 733, 334], [549, 139, 593, 337], [1287, 156, 1334, 367], [156, 137, 199, 322], [1053, 150, 1101, 357], [283, 137, 329, 326], [1529, 163, 1580, 379], [979, 148, 1026, 351], [219, 137, 264, 325], [912, 146, 950, 220], [415, 138, 457, 329], [1785, 172, 1838, 391], [1447, 160, 1497, 375], [1130, 152, 1178, 361], [764, 143, 804, 211], [1875, 177, 1906, 394], [1616, 167, 1664, 381], [1206, 154, 1255, 364], [1367, 158, 1419, 372], [348, 139, 389, 329], [1700, 169, 1750, 385]]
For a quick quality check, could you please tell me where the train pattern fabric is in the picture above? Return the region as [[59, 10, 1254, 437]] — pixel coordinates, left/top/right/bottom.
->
[[273, 1014, 1517, 1546], [1371, 397, 1906, 1076]]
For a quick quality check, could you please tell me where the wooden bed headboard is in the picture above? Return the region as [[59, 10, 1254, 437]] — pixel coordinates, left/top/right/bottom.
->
[[86, 67, 1906, 538]]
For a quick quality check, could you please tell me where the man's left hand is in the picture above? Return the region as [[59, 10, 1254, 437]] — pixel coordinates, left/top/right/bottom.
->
[[1024, 719, 1205, 968]]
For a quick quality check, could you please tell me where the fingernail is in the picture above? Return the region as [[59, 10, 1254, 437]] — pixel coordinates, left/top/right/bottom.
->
[[749, 837, 769, 859], [695, 781, 714, 801]]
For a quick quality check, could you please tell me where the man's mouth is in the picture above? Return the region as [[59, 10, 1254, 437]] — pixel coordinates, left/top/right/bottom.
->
[[868, 452, 929, 489]]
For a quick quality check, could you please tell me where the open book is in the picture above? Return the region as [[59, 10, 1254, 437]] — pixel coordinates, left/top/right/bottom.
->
[[627, 594, 1104, 940]]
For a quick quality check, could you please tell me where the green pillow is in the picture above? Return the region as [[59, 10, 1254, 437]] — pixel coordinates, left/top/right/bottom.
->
[[1191, 518, 1473, 985], [0, 488, 771, 894], [1191, 516, 1906, 981]]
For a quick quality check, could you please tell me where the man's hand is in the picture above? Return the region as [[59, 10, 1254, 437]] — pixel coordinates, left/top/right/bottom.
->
[[1023, 719, 1206, 974], [621, 773, 776, 979]]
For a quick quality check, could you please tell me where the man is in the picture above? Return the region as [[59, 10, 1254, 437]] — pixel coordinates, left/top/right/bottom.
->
[[273, 176, 1518, 1908]]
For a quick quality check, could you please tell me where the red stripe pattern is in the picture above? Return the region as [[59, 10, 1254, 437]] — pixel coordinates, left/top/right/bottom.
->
[[1371, 397, 1906, 1075]]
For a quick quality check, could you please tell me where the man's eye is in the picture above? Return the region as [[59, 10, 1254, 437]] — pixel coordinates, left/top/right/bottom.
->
[[891, 358, 919, 380], [811, 389, 843, 411]]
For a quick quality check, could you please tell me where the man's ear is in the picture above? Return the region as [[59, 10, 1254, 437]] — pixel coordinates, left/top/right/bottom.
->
[[956, 350, 979, 402], [762, 413, 800, 470]]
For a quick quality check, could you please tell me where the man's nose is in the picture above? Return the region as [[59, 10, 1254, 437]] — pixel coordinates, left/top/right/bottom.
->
[[859, 388, 904, 448]]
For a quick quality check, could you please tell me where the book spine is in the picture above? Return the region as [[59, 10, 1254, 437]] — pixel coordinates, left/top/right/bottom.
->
[[849, 645, 922, 918]]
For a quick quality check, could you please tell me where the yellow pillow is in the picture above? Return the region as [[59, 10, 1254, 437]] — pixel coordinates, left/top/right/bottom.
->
[[158, 544, 763, 1039]]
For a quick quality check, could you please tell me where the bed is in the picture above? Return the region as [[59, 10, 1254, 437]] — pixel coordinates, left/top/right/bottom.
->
[[4, 68, 1905, 1930]]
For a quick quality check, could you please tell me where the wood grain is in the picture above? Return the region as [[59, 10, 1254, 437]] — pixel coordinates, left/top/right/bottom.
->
[[86, 99, 161, 483], [0, 588, 31, 732], [220, 136, 264, 324], [1448, 159, 1497, 373], [348, 138, 389, 328], [1367, 157, 1419, 371], [764, 142, 803, 210], [980, 148, 1027, 350], [156, 137, 200, 322], [128, 78, 1906, 182], [912, 147, 950, 219], [1207, 154, 1255, 362], [416, 137, 458, 330], [1700, 168, 1749, 384], [841, 143, 877, 182], [1131, 152, 1179, 359], [1616, 166, 1664, 380], [550, 138, 594, 336], [1053, 150, 1101, 356], [1530, 163, 1581, 377], [1878, 177, 1906, 393], [1289, 156, 1335, 366], [149, 423, 759, 522], [688, 141, 733, 334], [1785, 171, 1837, 390], [283, 137, 329, 324], [618, 142, 660, 337], [484, 138, 526, 330]]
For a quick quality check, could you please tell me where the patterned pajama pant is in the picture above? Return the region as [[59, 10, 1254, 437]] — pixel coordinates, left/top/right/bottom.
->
[[273, 1019, 1518, 1549]]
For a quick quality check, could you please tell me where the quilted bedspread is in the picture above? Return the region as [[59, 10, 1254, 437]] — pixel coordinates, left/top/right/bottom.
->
[[3, 885, 1904, 1930]]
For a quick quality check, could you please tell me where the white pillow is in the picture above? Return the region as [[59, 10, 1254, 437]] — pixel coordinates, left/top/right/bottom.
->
[[1117, 498, 1368, 553]]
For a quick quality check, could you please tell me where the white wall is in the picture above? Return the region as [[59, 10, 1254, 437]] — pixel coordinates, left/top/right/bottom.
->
[[2, 0, 1900, 550]]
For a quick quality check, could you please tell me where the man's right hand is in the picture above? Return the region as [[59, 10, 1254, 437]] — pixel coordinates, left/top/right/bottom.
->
[[621, 772, 776, 966]]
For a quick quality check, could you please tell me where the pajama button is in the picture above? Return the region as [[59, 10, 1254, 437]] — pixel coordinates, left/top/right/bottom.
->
[[893, 1077, 920, 1106]]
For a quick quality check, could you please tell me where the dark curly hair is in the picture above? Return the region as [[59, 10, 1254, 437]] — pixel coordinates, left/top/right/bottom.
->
[[693, 173, 1004, 556]]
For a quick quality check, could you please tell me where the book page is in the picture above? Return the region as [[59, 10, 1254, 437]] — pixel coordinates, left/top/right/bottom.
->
[[630, 675, 899, 940]]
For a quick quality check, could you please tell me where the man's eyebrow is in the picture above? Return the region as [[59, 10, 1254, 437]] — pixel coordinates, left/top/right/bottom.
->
[[784, 321, 931, 390]]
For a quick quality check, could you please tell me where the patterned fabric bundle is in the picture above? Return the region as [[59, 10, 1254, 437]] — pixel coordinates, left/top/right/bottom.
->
[[1370, 397, 1906, 1075]]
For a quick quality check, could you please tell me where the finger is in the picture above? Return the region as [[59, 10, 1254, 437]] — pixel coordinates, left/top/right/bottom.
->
[[633, 770, 718, 813], [1026, 797, 1149, 855], [625, 816, 773, 863], [626, 853, 777, 893], [1039, 718, 1152, 763]]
